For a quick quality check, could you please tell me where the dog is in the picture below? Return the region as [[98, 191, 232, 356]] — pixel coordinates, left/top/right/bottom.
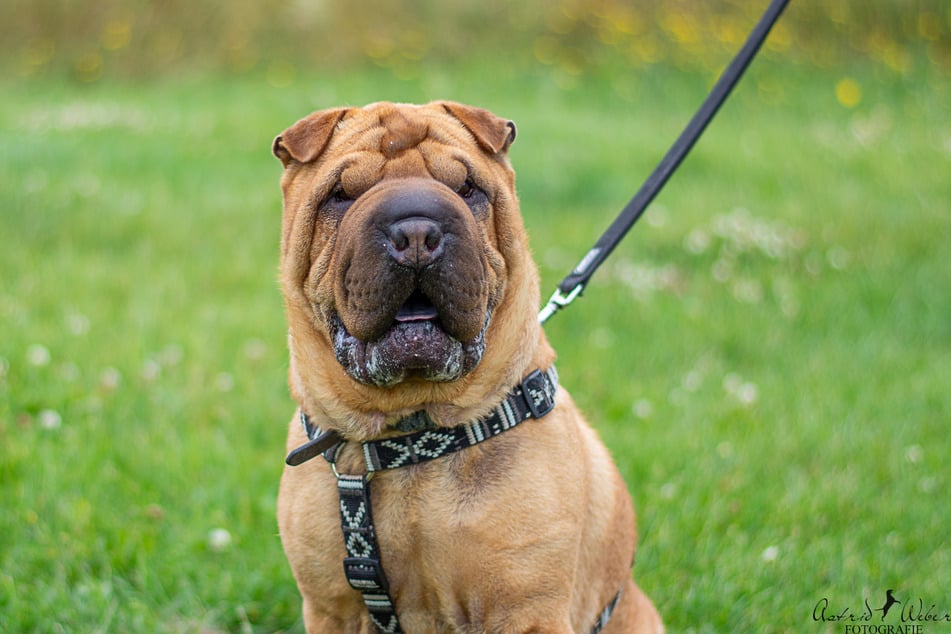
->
[[273, 101, 663, 633]]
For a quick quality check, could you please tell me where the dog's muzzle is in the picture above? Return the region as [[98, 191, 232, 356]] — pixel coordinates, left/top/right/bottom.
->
[[328, 179, 491, 387]]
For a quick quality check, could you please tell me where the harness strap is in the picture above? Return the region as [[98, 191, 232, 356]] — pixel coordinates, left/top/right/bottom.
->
[[337, 473, 402, 633]]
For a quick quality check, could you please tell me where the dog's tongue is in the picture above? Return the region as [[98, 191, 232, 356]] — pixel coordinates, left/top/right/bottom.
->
[[395, 292, 439, 323]]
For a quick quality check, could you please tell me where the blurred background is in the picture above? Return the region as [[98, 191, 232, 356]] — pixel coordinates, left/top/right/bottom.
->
[[5, 0, 950, 81], [2, 1, 949, 633]]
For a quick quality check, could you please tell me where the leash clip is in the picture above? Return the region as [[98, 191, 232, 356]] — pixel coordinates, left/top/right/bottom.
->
[[538, 283, 584, 324]]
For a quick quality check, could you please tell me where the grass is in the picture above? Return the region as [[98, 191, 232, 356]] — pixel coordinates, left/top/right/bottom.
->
[[1, 58, 949, 633]]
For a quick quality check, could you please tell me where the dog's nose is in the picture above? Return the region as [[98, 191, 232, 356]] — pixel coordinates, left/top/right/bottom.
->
[[385, 217, 445, 269]]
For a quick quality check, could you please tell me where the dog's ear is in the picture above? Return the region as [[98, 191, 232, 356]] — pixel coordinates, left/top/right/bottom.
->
[[273, 108, 349, 167], [438, 101, 516, 155]]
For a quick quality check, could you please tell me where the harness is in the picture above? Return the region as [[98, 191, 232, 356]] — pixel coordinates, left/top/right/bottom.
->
[[286, 366, 624, 633]]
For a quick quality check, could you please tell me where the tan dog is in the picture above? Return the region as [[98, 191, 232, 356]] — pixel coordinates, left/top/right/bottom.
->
[[273, 101, 663, 633]]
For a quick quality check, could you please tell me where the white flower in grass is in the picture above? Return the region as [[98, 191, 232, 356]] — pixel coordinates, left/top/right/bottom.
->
[[761, 545, 780, 563], [682, 370, 702, 392], [885, 532, 902, 549], [632, 399, 653, 420], [142, 359, 161, 382], [659, 482, 677, 500], [684, 228, 711, 255], [27, 344, 51, 367], [215, 372, 234, 392], [66, 312, 90, 336], [723, 373, 758, 407], [646, 205, 668, 228], [58, 362, 80, 382], [904, 445, 924, 464], [736, 382, 758, 406], [711, 258, 733, 283], [827, 246, 850, 270], [100, 367, 121, 390], [208, 528, 232, 552], [723, 373, 743, 394], [243, 338, 267, 361], [38, 409, 62, 430], [805, 252, 824, 276], [919, 477, 937, 493], [732, 279, 764, 304]]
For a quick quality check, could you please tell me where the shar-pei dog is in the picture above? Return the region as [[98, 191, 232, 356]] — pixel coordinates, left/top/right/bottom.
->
[[272, 101, 663, 633]]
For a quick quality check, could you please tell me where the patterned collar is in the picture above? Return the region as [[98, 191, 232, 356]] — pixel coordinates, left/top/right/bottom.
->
[[286, 366, 558, 470]]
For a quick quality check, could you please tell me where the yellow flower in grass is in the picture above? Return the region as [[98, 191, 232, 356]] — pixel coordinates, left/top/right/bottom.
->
[[835, 78, 862, 108]]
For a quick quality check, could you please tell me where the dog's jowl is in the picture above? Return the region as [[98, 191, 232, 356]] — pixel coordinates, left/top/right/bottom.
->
[[273, 101, 664, 633]]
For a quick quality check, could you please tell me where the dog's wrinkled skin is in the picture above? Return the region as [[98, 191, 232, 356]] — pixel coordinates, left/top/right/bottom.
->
[[274, 101, 663, 633]]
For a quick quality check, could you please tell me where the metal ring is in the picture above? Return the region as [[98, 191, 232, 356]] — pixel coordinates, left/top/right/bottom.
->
[[329, 457, 374, 482]]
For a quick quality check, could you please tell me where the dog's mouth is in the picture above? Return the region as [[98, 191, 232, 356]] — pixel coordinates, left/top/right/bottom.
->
[[330, 291, 489, 388], [394, 290, 440, 323]]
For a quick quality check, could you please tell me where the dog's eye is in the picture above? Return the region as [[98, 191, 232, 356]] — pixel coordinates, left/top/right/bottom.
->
[[457, 179, 486, 202], [457, 180, 475, 199], [329, 185, 354, 204], [457, 179, 489, 216], [321, 184, 355, 218]]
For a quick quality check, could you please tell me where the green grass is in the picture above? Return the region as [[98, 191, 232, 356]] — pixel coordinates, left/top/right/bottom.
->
[[1, 60, 949, 633]]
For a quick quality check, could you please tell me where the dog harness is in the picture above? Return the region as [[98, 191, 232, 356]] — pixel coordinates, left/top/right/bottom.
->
[[288, 366, 623, 633]]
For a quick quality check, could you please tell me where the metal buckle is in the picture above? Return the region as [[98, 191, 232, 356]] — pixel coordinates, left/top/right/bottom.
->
[[538, 283, 584, 324], [343, 556, 389, 592], [521, 369, 556, 419]]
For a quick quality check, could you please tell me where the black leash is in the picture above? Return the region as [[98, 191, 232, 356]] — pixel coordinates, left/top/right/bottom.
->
[[539, 0, 791, 324]]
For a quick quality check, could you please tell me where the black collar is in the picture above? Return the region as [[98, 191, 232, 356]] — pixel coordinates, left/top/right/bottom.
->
[[285, 366, 558, 469]]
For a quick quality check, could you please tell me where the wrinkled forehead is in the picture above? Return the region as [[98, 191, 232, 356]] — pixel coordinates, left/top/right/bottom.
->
[[339, 103, 477, 155], [324, 104, 488, 194]]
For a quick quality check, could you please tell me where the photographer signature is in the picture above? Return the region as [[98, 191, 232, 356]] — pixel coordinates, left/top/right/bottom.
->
[[814, 590, 951, 624]]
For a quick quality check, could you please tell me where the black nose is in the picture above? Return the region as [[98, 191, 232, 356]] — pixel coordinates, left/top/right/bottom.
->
[[385, 217, 445, 269]]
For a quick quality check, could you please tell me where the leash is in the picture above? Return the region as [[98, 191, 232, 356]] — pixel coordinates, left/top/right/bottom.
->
[[538, 0, 791, 324]]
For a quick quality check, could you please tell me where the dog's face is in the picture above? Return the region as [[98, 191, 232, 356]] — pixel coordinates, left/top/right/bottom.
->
[[274, 102, 544, 423]]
